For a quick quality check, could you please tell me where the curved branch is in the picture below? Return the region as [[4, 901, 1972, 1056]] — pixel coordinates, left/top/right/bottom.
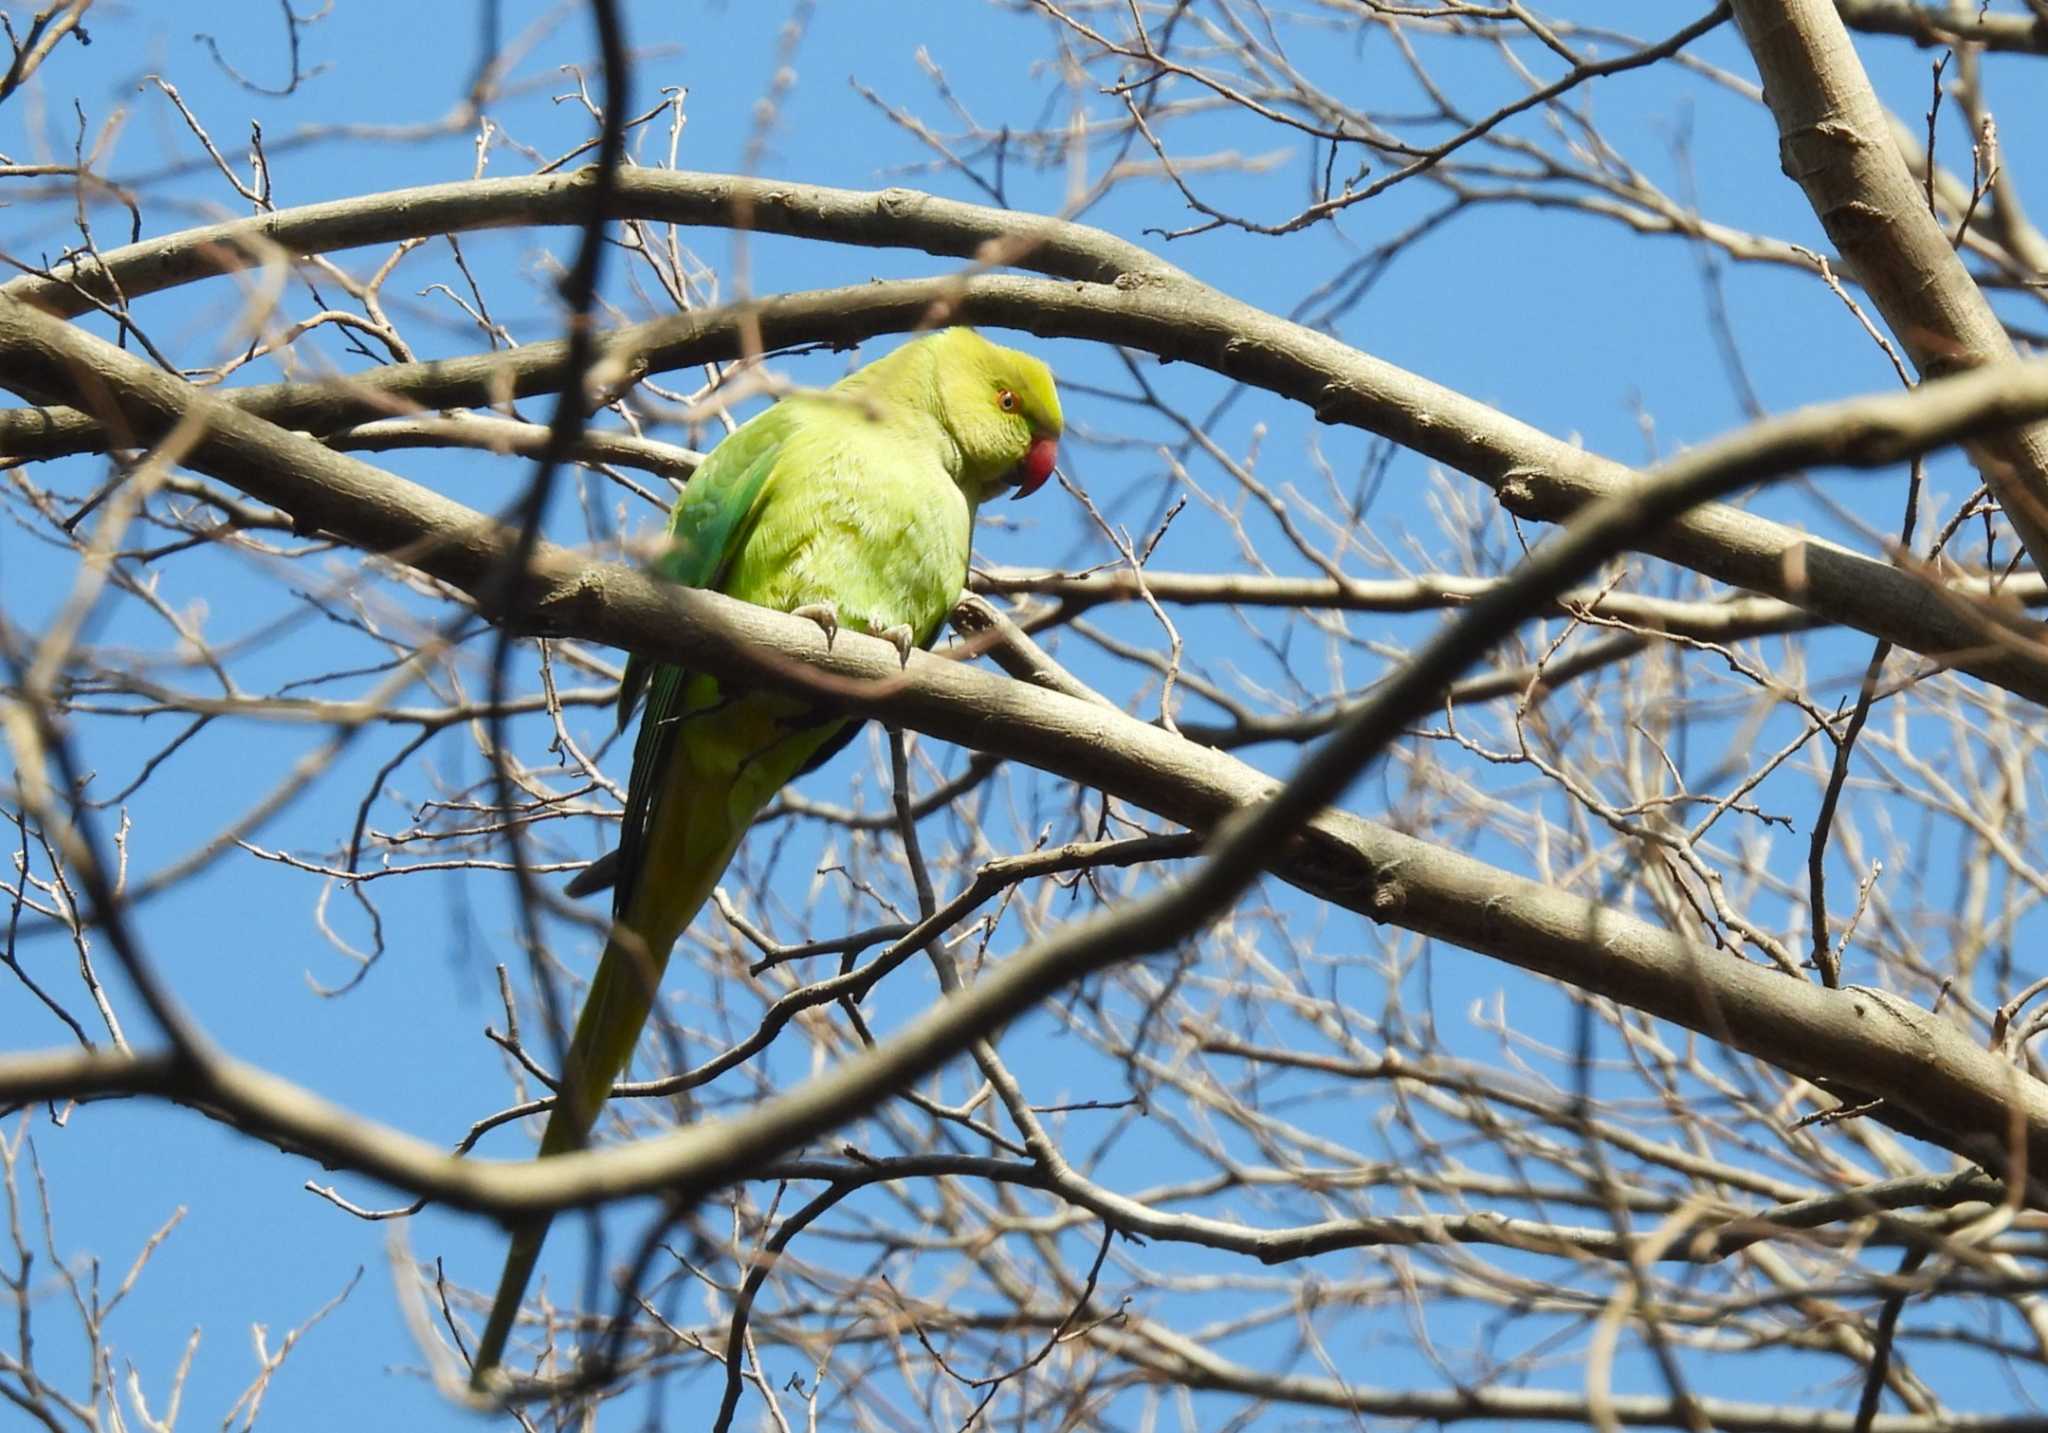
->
[[1732, 0, 2048, 570], [0, 168, 1171, 320], [1, 171, 2043, 704], [1836, 0, 2048, 54], [2, 282, 2048, 1223]]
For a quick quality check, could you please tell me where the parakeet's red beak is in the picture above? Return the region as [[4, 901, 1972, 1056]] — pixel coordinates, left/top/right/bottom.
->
[[1008, 434, 1059, 500]]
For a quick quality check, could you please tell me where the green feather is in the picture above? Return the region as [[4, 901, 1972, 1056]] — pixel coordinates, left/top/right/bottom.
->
[[613, 407, 793, 733]]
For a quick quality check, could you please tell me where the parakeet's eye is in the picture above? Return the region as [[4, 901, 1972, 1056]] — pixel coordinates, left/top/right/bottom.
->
[[997, 388, 1018, 412]]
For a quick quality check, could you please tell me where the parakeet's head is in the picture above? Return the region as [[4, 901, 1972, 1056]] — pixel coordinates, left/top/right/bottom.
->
[[935, 328, 1063, 501], [853, 327, 1063, 503]]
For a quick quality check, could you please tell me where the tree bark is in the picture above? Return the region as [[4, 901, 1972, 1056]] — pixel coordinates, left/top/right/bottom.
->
[[1734, 0, 2048, 570]]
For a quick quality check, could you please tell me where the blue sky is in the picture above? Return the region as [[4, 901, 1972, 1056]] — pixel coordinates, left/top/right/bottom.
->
[[3, 2, 2045, 1429]]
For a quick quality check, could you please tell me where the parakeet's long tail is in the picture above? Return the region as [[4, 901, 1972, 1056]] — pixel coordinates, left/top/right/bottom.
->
[[469, 699, 838, 1387], [469, 915, 690, 1381]]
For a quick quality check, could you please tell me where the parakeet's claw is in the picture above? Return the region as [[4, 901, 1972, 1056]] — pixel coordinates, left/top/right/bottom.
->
[[879, 624, 916, 667], [792, 602, 840, 649]]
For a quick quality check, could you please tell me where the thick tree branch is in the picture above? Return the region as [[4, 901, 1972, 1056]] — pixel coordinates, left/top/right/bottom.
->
[[1836, 0, 2048, 54], [1732, 0, 2048, 571], [0, 168, 1171, 319], [4, 285, 2048, 1224], [3, 172, 2044, 704]]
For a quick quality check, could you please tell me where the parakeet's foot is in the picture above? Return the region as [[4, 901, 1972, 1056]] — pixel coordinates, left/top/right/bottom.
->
[[879, 624, 916, 667], [792, 602, 840, 648]]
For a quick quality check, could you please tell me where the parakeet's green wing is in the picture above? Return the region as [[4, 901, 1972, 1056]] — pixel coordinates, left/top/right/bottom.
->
[[613, 406, 795, 728], [607, 407, 794, 918]]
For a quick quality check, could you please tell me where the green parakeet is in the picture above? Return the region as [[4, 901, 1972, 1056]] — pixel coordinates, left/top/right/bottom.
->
[[470, 327, 1063, 1384]]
